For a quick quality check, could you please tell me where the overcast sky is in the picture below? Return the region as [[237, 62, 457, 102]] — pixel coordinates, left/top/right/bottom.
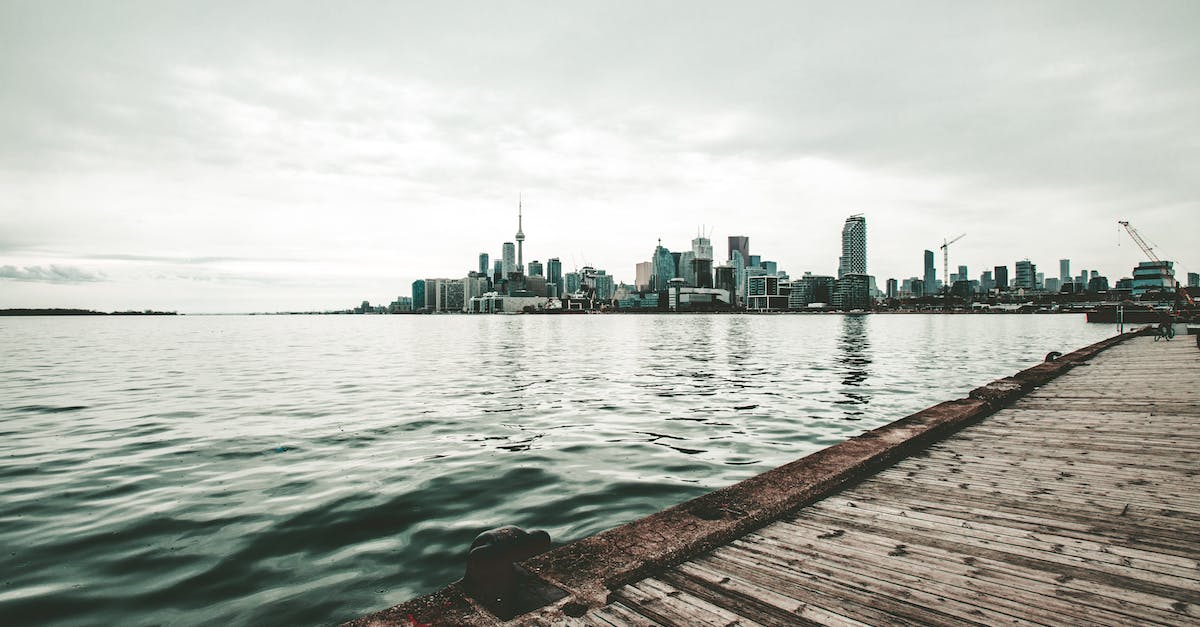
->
[[2, 1, 1197, 312]]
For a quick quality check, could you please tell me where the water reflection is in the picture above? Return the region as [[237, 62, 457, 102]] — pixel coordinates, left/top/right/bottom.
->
[[836, 314, 872, 418]]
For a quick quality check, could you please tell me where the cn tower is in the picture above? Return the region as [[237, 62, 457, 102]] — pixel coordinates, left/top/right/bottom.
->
[[515, 194, 525, 273]]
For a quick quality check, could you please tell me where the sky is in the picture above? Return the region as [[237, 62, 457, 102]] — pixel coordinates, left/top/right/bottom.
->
[[1, 1, 1197, 313]]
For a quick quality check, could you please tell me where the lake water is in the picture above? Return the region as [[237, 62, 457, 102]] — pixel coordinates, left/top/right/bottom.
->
[[0, 313, 1117, 625]]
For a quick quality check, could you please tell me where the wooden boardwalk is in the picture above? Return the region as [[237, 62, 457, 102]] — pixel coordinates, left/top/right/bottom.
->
[[571, 335, 1200, 626]]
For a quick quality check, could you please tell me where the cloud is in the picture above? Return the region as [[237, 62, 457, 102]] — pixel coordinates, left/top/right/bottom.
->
[[0, 264, 107, 283]]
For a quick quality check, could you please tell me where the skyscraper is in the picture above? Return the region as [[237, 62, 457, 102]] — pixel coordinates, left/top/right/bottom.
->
[[635, 261, 652, 291], [994, 265, 1008, 290], [547, 258, 563, 298], [692, 233, 714, 288], [839, 215, 867, 278], [527, 260, 543, 277], [478, 253, 489, 276], [924, 250, 937, 295], [515, 196, 526, 274], [1059, 259, 1071, 284], [652, 241, 674, 291], [1015, 259, 1036, 289], [502, 242, 516, 278], [412, 280, 426, 312], [728, 236, 749, 265]]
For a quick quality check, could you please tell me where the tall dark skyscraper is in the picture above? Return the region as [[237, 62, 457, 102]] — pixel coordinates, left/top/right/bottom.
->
[[547, 257, 563, 298], [728, 236, 749, 264], [994, 265, 1009, 291], [478, 253, 489, 276], [838, 214, 867, 278], [923, 250, 937, 295]]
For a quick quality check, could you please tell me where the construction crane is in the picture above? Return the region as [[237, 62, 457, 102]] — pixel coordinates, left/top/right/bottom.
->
[[940, 233, 966, 296], [1118, 220, 1195, 307]]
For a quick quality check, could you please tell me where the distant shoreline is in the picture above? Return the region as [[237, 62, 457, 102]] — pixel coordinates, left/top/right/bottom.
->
[[0, 308, 178, 316]]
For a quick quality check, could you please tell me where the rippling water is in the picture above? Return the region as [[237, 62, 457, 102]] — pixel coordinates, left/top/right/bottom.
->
[[0, 313, 1116, 625]]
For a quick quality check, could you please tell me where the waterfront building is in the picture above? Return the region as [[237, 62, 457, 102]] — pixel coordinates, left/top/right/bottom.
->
[[1014, 260, 1036, 290], [411, 280, 426, 312], [502, 242, 516, 278], [478, 253, 489, 277], [1036, 272, 1045, 289], [1088, 276, 1110, 292], [595, 270, 614, 301], [668, 284, 731, 311], [1189, 272, 1199, 288], [469, 291, 546, 313], [1060, 259, 1071, 285], [635, 261, 652, 292], [525, 276, 548, 297], [886, 278, 898, 299], [547, 258, 563, 298], [1078, 271, 1088, 288], [692, 234, 714, 289], [910, 278, 925, 297], [789, 273, 834, 309], [463, 276, 489, 311], [389, 296, 413, 313], [1131, 260, 1176, 297], [833, 274, 871, 309], [924, 250, 937, 295], [747, 275, 788, 311], [565, 271, 582, 295], [728, 236, 749, 264], [1044, 277, 1060, 293], [652, 241, 674, 291], [527, 260, 544, 277], [838, 215, 867, 281], [424, 278, 464, 312], [731, 250, 746, 305], [994, 265, 1009, 291]]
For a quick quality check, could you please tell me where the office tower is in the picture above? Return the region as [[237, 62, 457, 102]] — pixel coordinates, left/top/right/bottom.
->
[[728, 236, 749, 264], [958, 265, 968, 283], [1036, 272, 1045, 289], [515, 197, 525, 273], [652, 241, 674, 291], [924, 250, 937, 295], [671, 252, 682, 278], [679, 251, 696, 286], [478, 253, 489, 276], [886, 278, 898, 299], [994, 265, 1009, 290], [502, 242, 516, 277], [1189, 272, 1199, 288], [981, 270, 994, 291], [1060, 259, 1070, 284], [565, 271, 582, 295], [1090, 270, 1099, 280], [595, 270, 614, 300], [1015, 260, 1036, 289], [527, 260, 544, 277], [748, 254, 762, 268], [839, 214, 867, 277], [547, 258, 563, 298], [692, 234, 714, 289], [731, 250, 746, 304], [762, 260, 778, 276], [492, 260, 503, 285], [412, 280, 426, 312], [1045, 277, 1061, 293], [715, 265, 736, 296], [635, 261, 653, 292]]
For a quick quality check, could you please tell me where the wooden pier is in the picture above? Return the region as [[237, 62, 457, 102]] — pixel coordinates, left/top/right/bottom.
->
[[352, 330, 1200, 626]]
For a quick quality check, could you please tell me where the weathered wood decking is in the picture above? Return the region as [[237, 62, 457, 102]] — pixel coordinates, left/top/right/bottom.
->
[[352, 330, 1200, 626], [576, 335, 1200, 626]]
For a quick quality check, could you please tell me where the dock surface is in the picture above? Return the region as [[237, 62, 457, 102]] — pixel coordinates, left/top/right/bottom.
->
[[576, 335, 1200, 626]]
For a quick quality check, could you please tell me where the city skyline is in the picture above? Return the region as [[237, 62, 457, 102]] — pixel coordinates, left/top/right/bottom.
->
[[2, 3, 1198, 313]]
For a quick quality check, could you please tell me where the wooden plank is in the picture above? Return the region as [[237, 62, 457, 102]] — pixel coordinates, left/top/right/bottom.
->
[[661, 560, 856, 627], [612, 578, 760, 627]]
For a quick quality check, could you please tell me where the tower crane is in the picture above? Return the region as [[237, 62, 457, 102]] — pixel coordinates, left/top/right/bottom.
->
[[940, 233, 966, 296], [1118, 220, 1195, 308]]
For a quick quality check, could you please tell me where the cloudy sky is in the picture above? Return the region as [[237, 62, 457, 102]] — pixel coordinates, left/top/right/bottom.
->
[[2, 1, 1197, 313]]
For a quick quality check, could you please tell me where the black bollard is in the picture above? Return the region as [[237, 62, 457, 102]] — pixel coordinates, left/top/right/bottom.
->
[[462, 526, 553, 617], [1045, 351, 1062, 362]]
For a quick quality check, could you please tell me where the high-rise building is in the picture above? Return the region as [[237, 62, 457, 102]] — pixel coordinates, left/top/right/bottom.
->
[[547, 258, 563, 298], [1059, 259, 1070, 284], [731, 250, 746, 305], [478, 253, 489, 276], [502, 242, 516, 278], [492, 260, 503, 285], [839, 215, 867, 278], [958, 265, 968, 284], [527, 260, 544, 277], [515, 196, 526, 274], [652, 241, 674, 291], [1015, 259, 1036, 289], [635, 261, 652, 292], [1131, 260, 1175, 297], [565, 271, 582, 295], [595, 270, 614, 300], [761, 260, 778, 276], [994, 265, 1009, 290], [885, 278, 898, 299], [692, 234, 714, 288], [924, 250, 937, 295], [728, 236, 749, 264], [980, 270, 994, 292], [412, 280, 426, 312], [748, 254, 762, 268], [679, 251, 696, 286], [1189, 272, 1199, 288]]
